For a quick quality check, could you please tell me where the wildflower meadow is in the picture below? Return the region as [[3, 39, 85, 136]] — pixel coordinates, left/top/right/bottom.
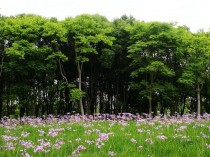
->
[[1, 113, 210, 157]]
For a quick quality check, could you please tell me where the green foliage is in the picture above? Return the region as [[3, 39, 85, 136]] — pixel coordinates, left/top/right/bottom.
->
[[64, 14, 115, 63], [46, 51, 68, 62], [1, 13, 210, 117], [179, 33, 210, 85], [128, 21, 178, 113], [70, 88, 85, 102], [98, 49, 115, 68]]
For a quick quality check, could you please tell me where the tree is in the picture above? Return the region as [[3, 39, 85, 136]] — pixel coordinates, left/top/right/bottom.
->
[[0, 15, 6, 118], [2, 14, 67, 117], [178, 32, 210, 115], [128, 22, 176, 114], [109, 15, 135, 113], [63, 14, 114, 115]]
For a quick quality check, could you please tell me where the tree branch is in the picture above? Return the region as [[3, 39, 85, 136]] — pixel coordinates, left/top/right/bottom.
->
[[58, 58, 68, 84]]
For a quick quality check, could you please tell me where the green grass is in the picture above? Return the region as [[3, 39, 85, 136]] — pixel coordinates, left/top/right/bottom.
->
[[0, 117, 210, 157]]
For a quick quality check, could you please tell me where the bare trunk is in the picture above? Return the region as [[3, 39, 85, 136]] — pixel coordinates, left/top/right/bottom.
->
[[148, 73, 154, 114], [77, 64, 84, 116], [181, 96, 186, 115], [0, 80, 3, 118], [149, 91, 152, 114], [0, 51, 4, 78], [197, 84, 201, 115]]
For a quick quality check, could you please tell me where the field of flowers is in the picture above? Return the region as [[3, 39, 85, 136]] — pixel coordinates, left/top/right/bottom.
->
[[1, 113, 210, 157]]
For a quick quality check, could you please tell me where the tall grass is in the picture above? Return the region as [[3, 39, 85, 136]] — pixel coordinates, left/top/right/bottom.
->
[[0, 114, 210, 157]]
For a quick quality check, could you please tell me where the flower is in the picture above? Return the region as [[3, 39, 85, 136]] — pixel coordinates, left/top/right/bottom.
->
[[48, 130, 58, 137], [137, 129, 144, 133], [21, 131, 30, 138], [99, 133, 109, 141], [38, 129, 45, 136], [85, 140, 94, 145], [156, 135, 168, 140], [76, 138, 82, 142], [2, 135, 18, 141], [96, 141, 105, 148], [22, 152, 30, 157], [179, 126, 187, 131], [145, 138, 153, 145], [108, 151, 116, 156], [5, 142, 15, 150], [131, 138, 137, 143], [69, 145, 86, 157], [137, 145, 143, 149], [19, 140, 34, 148], [34, 145, 44, 153], [77, 145, 86, 151]]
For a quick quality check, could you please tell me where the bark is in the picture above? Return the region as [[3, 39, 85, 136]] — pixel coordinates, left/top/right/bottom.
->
[[181, 96, 186, 115], [6, 100, 10, 117], [65, 87, 71, 113], [0, 81, 3, 118], [149, 91, 152, 114], [148, 73, 154, 114], [197, 83, 201, 115], [77, 63, 84, 116], [0, 94, 2, 118]]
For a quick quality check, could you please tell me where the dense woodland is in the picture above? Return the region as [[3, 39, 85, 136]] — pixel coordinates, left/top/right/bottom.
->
[[0, 13, 210, 118]]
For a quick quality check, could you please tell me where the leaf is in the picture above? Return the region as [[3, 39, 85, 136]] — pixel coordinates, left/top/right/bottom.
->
[[46, 52, 68, 62], [70, 88, 85, 101]]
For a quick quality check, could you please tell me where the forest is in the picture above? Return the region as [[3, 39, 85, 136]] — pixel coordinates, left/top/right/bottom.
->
[[0, 13, 210, 118]]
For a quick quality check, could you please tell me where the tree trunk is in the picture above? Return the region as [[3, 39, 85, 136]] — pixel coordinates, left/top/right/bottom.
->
[[19, 103, 25, 118], [6, 100, 10, 117], [77, 65, 84, 116], [181, 96, 186, 115], [89, 67, 96, 115], [148, 73, 154, 114], [0, 94, 3, 118], [0, 82, 3, 118], [149, 91, 152, 114], [65, 87, 71, 113], [197, 83, 201, 115]]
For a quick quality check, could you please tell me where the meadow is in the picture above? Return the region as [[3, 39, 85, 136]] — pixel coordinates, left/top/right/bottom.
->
[[0, 113, 210, 157]]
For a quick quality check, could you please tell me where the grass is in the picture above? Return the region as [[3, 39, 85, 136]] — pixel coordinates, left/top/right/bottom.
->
[[0, 114, 210, 156]]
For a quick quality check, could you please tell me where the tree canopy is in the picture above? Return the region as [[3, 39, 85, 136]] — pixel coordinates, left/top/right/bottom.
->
[[0, 13, 210, 118]]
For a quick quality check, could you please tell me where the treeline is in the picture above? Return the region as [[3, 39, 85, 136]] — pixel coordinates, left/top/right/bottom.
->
[[0, 13, 210, 118]]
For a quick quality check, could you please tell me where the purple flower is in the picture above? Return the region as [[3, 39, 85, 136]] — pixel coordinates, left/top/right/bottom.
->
[[99, 133, 109, 141], [156, 135, 168, 140], [34, 145, 44, 153], [96, 141, 105, 148], [22, 152, 30, 157], [48, 130, 58, 137], [5, 142, 15, 150], [85, 140, 94, 145], [21, 131, 30, 138], [179, 126, 187, 130], [53, 139, 65, 149], [2, 135, 18, 141], [108, 151, 116, 156], [137, 129, 144, 133], [77, 145, 86, 151], [19, 140, 34, 148], [130, 138, 137, 143]]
